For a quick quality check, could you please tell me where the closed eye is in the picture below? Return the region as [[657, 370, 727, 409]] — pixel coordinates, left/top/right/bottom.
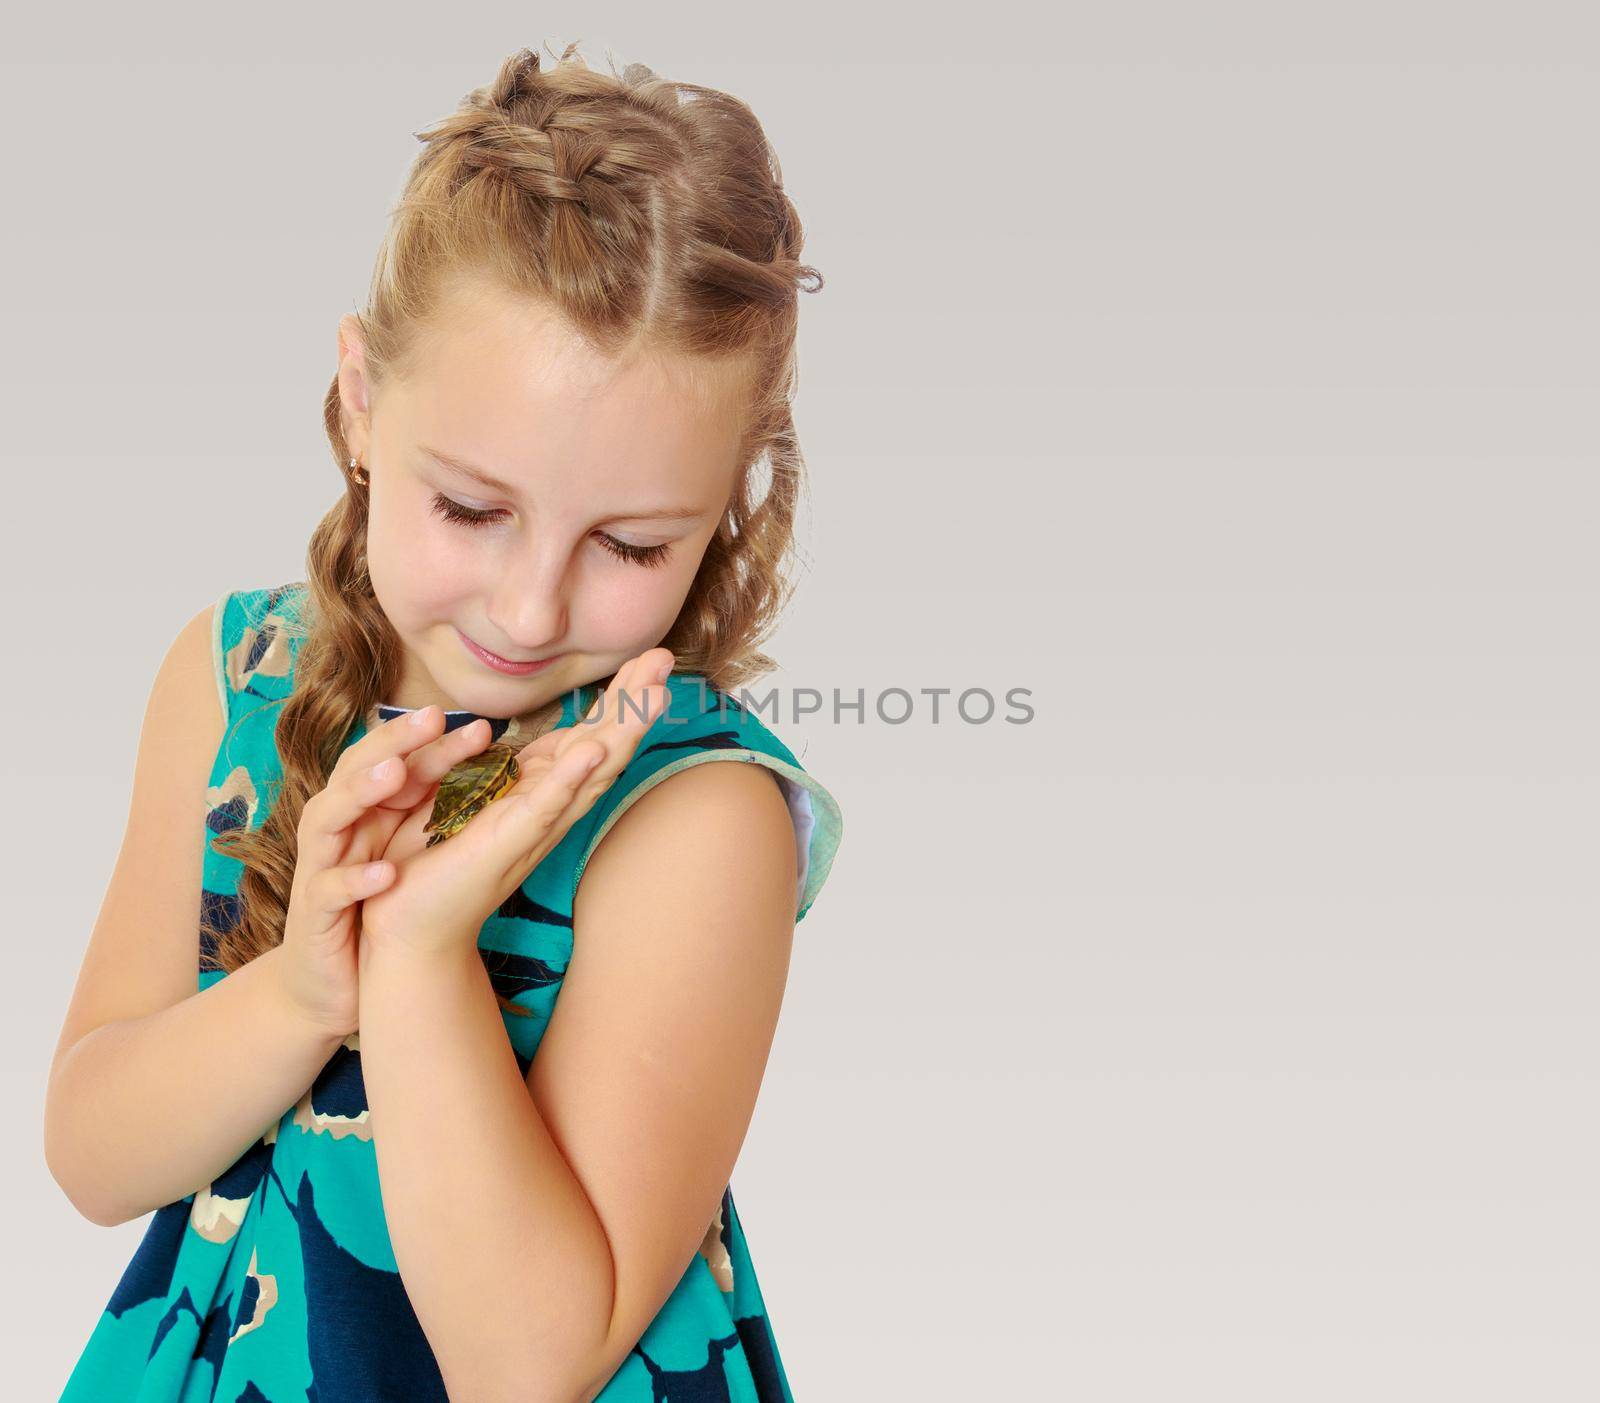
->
[[428, 493, 673, 569]]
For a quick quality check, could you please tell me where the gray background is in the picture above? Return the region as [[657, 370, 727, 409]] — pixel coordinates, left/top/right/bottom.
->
[[5, 4, 1596, 1398]]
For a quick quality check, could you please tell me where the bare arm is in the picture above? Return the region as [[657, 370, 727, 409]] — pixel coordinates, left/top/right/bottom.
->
[[48, 945, 345, 1227], [357, 755, 795, 1401], [43, 601, 344, 1227]]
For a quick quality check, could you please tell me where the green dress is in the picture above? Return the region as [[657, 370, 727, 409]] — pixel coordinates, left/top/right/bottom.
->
[[59, 582, 844, 1402]]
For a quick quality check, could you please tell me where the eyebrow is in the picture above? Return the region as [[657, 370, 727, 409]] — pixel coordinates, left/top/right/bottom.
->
[[421, 445, 707, 522]]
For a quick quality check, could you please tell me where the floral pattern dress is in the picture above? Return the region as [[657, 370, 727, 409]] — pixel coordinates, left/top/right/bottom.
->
[[59, 582, 844, 1402]]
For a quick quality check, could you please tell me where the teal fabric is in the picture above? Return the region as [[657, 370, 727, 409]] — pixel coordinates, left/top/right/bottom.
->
[[60, 582, 843, 1402]]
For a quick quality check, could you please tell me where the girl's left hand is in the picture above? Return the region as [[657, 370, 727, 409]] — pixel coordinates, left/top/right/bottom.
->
[[357, 647, 674, 958]]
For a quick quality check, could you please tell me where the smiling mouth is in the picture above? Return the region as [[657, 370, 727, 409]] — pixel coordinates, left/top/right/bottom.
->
[[457, 628, 562, 674]]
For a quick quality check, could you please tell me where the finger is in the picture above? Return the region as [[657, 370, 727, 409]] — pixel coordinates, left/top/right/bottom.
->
[[299, 859, 394, 941], [557, 667, 669, 776], [335, 703, 450, 780], [329, 715, 486, 839], [630, 646, 675, 692], [491, 742, 608, 871], [378, 717, 493, 806], [299, 709, 466, 871], [580, 651, 651, 727], [537, 691, 665, 814], [507, 651, 670, 799], [583, 653, 672, 735], [579, 682, 609, 727], [299, 752, 414, 872], [599, 649, 673, 726]]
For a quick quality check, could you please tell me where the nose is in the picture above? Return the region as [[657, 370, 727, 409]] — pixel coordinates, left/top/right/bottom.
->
[[483, 544, 570, 655]]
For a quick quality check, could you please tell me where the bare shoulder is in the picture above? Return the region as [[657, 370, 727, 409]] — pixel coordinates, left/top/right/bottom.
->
[[49, 600, 226, 1071], [574, 758, 799, 927], [158, 600, 226, 732]]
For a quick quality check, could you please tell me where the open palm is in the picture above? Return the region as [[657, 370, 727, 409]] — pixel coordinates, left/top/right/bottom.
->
[[358, 649, 674, 957]]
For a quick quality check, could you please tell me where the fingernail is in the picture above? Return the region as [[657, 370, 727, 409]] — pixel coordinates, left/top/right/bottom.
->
[[655, 656, 674, 683], [410, 706, 434, 726], [369, 758, 394, 780]]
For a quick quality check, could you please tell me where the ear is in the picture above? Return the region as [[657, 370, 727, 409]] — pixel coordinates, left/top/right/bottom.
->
[[336, 314, 373, 447]]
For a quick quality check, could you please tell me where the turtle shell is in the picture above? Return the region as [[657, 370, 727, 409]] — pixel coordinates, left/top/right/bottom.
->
[[423, 741, 522, 847]]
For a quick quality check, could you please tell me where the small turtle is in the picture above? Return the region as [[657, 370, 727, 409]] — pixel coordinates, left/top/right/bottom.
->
[[423, 741, 522, 847]]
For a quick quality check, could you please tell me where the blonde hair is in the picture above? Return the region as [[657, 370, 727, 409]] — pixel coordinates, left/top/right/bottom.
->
[[204, 43, 823, 1011]]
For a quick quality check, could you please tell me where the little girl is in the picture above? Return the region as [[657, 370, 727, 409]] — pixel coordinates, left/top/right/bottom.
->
[[46, 43, 843, 1402]]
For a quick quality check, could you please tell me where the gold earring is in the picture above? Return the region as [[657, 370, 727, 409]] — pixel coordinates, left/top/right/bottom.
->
[[348, 456, 370, 487]]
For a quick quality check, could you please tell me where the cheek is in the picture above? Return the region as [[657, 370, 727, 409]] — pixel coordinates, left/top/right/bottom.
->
[[571, 555, 700, 652], [365, 500, 479, 619]]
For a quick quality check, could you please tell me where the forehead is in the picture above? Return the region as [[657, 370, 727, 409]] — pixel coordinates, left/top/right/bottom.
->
[[387, 282, 747, 506]]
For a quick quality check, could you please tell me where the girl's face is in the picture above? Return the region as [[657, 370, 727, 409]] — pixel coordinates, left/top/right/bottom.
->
[[337, 287, 746, 722]]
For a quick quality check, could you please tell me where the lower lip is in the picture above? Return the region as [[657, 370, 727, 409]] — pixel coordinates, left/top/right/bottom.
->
[[457, 630, 562, 676]]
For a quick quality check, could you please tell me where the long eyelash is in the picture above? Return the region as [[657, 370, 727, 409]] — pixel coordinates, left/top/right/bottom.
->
[[429, 492, 672, 569], [430, 493, 506, 528], [594, 534, 672, 569]]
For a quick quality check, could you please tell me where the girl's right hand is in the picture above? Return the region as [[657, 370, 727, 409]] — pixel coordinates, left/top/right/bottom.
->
[[275, 706, 489, 1039]]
